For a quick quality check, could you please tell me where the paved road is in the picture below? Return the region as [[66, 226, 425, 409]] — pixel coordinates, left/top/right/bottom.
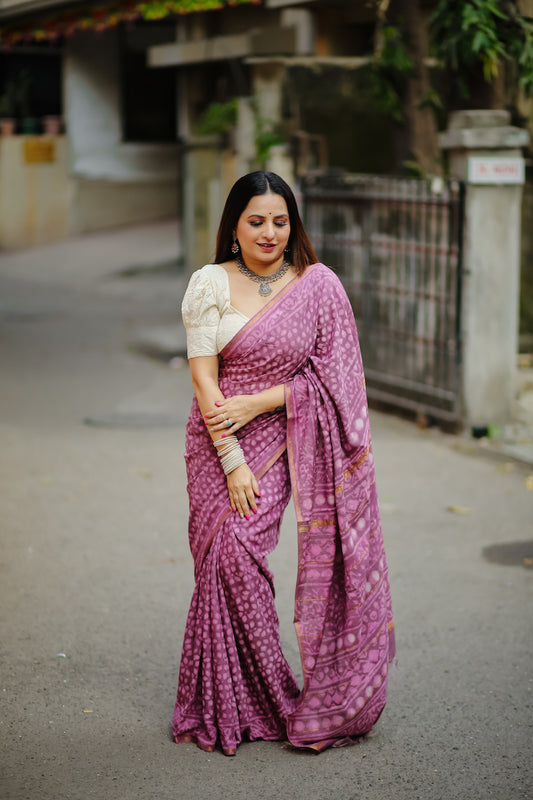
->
[[1, 223, 532, 800]]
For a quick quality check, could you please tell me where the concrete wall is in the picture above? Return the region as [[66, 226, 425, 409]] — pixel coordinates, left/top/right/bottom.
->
[[440, 110, 529, 427], [69, 176, 179, 235], [462, 183, 522, 424], [65, 29, 122, 164], [64, 29, 179, 235], [520, 177, 533, 346], [0, 135, 71, 250], [183, 143, 237, 270]]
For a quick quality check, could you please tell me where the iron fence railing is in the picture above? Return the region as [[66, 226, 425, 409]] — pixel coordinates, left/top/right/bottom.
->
[[302, 172, 465, 422]]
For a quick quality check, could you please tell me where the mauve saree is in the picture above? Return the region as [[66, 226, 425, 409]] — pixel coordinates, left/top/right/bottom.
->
[[173, 263, 395, 755]]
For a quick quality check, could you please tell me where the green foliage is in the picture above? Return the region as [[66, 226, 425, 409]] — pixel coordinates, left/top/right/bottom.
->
[[196, 98, 238, 136], [431, 0, 533, 96], [402, 160, 426, 178], [195, 97, 286, 166], [254, 114, 285, 166], [140, 0, 251, 21], [140, 0, 258, 18], [0, 0, 260, 46], [369, 25, 414, 122]]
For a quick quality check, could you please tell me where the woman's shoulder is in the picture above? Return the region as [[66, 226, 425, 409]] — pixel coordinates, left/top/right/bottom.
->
[[185, 263, 230, 298], [182, 263, 231, 323], [189, 263, 228, 285], [306, 262, 346, 294]]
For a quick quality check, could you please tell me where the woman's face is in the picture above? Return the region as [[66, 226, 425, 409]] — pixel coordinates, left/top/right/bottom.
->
[[234, 191, 291, 271]]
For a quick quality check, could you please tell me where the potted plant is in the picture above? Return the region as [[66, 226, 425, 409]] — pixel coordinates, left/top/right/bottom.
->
[[42, 115, 62, 136], [195, 98, 238, 148], [0, 86, 16, 135]]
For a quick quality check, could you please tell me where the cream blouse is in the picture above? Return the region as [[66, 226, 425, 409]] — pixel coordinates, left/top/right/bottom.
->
[[181, 264, 249, 357]]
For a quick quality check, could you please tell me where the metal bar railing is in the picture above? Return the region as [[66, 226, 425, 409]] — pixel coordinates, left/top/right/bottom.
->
[[302, 172, 464, 422]]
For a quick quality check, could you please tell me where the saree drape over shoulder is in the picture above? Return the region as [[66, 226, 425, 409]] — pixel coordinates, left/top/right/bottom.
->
[[173, 263, 395, 755]]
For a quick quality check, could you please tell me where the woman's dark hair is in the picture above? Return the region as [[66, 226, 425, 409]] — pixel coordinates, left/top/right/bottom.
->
[[214, 171, 318, 275]]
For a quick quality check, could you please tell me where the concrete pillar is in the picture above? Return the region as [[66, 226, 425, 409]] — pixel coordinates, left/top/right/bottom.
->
[[439, 110, 529, 429], [252, 62, 294, 184], [252, 62, 285, 125], [64, 29, 122, 169], [235, 97, 255, 177]]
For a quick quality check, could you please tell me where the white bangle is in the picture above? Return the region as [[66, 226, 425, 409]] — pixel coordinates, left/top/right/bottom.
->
[[213, 436, 246, 475]]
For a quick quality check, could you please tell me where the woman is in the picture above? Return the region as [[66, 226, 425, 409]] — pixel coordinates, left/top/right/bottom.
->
[[173, 171, 395, 756]]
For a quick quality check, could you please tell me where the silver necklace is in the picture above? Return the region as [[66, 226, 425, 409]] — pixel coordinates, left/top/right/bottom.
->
[[236, 255, 291, 296]]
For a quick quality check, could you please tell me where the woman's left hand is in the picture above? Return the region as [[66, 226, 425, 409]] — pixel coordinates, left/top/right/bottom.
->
[[204, 395, 259, 435]]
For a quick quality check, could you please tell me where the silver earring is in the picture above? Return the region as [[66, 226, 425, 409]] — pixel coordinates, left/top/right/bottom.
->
[[231, 240, 239, 255]]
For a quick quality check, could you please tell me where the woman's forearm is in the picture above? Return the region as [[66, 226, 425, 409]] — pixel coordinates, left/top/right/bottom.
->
[[191, 374, 226, 442], [195, 381, 285, 421], [195, 365, 286, 441], [250, 384, 285, 416]]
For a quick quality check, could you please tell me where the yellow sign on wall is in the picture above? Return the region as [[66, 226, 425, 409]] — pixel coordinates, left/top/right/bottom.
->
[[23, 139, 56, 164]]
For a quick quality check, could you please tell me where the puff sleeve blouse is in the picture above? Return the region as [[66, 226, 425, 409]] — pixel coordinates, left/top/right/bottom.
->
[[181, 264, 249, 358]]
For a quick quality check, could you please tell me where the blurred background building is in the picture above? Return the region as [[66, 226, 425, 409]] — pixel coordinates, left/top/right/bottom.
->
[[1, 0, 532, 429]]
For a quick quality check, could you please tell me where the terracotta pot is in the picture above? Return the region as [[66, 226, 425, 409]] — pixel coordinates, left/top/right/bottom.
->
[[0, 118, 16, 135], [43, 116, 61, 136]]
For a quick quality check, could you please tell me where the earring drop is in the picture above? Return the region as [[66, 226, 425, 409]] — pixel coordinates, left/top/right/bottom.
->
[[231, 240, 239, 255]]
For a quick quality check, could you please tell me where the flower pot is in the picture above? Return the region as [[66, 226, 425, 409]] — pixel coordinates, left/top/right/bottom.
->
[[0, 118, 16, 135], [21, 117, 38, 134], [43, 115, 61, 136]]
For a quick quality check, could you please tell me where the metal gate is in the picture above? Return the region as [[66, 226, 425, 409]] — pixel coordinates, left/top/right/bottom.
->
[[301, 172, 465, 423]]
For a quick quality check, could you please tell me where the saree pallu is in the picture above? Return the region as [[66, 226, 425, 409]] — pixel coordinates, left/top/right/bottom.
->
[[173, 263, 395, 755]]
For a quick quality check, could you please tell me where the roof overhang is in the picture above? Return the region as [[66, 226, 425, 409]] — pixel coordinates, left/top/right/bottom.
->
[[148, 25, 296, 67], [0, 0, 84, 20]]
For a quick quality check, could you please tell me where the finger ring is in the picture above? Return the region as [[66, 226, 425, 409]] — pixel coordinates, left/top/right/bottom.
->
[[227, 419, 232, 427]]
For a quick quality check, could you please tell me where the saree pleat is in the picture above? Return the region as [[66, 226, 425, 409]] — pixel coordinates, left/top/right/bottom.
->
[[174, 406, 300, 753], [173, 263, 394, 754]]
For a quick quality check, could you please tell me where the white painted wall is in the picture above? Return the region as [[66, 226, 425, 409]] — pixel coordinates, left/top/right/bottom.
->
[[462, 182, 522, 425], [0, 136, 71, 250], [63, 29, 179, 233], [64, 29, 122, 170]]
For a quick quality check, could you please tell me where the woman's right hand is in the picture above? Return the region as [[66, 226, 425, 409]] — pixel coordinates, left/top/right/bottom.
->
[[227, 463, 261, 519]]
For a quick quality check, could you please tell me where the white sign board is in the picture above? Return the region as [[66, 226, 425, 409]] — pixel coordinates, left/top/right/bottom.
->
[[468, 157, 524, 185]]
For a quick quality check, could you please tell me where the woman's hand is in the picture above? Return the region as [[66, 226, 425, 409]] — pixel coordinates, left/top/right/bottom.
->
[[204, 385, 285, 436], [204, 394, 259, 435], [226, 463, 261, 519]]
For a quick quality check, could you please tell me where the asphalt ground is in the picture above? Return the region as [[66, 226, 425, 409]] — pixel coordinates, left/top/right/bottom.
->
[[1, 222, 532, 800]]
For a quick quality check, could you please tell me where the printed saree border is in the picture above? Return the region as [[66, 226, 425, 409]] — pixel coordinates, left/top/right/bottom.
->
[[284, 382, 303, 521]]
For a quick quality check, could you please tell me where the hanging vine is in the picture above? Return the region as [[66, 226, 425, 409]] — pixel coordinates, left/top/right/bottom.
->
[[0, 0, 260, 45]]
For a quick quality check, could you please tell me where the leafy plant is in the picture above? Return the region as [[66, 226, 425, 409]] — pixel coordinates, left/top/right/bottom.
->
[[402, 159, 426, 178], [254, 114, 285, 166], [431, 0, 533, 96], [195, 98, 238, 136], [369, 24, 414, 122]]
